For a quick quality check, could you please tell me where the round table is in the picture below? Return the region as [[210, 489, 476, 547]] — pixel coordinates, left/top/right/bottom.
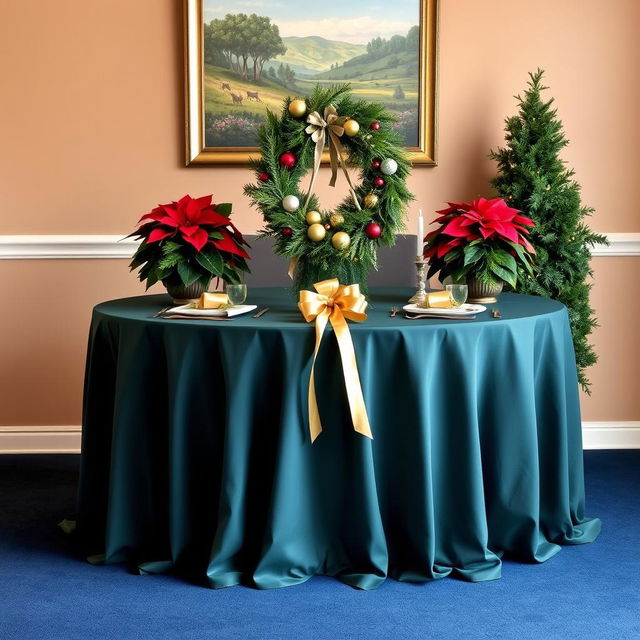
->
[[78, 288, 600, 589]]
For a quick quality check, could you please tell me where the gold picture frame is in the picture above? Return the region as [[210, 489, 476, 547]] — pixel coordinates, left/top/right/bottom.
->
[[184, 0, 438, 166]]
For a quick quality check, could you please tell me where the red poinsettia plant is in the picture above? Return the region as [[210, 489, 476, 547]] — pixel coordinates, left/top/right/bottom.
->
[[128, 194, 250, 290], [424, 197, 535, 287]]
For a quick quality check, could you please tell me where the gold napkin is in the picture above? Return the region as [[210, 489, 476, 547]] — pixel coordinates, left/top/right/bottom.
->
[[419, 291, 453, 309], [195, 292, 229, 309]]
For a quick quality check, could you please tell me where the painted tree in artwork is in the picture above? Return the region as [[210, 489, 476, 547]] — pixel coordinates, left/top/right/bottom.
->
[[489, 69, 608, 392], [204, 13, 286, 81]]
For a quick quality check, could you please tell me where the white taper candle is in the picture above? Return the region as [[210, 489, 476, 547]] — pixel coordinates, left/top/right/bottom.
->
[[417, 209, 424, 257]]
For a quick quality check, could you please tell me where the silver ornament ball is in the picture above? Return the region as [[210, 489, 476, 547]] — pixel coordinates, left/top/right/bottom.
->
[[282, 195, 300, 212], [380, 158, 398, 176]]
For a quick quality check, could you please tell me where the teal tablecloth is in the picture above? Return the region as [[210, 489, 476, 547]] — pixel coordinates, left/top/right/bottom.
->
[[78, 288, 600, 589]]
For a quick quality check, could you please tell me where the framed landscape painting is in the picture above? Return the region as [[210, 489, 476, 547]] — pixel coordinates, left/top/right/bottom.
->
[[184, 0, 438, 165]]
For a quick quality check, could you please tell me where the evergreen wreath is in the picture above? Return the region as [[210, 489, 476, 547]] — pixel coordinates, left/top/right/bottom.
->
[[244, 85, 414, 291]]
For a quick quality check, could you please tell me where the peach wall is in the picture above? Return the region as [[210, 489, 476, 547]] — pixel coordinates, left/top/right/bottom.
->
[[1, 0, 639, 426]]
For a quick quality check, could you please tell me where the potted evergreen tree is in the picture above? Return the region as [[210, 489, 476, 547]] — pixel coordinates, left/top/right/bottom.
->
[[489, 70, 608, 390]]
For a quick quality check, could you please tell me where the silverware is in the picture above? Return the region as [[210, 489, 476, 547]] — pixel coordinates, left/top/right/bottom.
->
[[253, 307, 269, 318], [403, 313, 476, 321], [152, 306, 172, 318], [162, 314, 231, 321], [389, 306, 399, 317]]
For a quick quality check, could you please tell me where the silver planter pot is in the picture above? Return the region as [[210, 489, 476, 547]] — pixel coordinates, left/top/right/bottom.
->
[[466, 277, 503, 303]]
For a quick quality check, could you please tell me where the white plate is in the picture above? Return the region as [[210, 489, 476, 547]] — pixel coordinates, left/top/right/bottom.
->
[[170, 303, 257, 317], [403, 303, 486, 316]]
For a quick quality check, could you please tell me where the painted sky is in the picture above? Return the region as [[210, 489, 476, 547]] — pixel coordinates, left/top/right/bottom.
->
[[204, 0, 419, 45]]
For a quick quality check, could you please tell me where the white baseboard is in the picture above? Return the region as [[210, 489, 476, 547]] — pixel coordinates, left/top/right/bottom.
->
[[0, 425, 81, 454], [581, 421, 640, 449], [0, 233, 638, 259], [0, 422, 637, 454]]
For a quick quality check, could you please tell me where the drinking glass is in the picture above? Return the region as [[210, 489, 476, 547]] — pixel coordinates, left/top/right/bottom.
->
[[226, 284, 247, 306], [446, 283, 468, 307]]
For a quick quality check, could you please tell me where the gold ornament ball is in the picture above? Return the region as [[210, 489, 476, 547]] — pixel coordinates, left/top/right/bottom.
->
[[329, 213, 344, 228], [331, 231, 351, 250], [307, 223, 326, 242], [343, 119, 360, 137], [288, 99, 307, 118], [324, 223, 332, 230], [305, 210, 322, 225], [363, 193, 379, 208]]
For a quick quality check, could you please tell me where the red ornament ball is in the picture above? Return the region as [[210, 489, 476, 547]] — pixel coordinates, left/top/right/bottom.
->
[[373, 177, 385, 188], [258, 172, 270, 182], [279, 152, 296, 169], [282, 227, 293, 237], [370, 121, 380, 131], [372, 159, 381, 170], [365, 222, 382, 239]]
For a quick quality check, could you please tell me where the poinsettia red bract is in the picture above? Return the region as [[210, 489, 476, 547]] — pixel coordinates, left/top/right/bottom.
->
[[136, 194, 250, 257], [432, 197, 535, 257]]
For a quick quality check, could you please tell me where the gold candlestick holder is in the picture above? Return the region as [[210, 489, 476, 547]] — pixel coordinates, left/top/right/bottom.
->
[[408, 256, 427, 304]]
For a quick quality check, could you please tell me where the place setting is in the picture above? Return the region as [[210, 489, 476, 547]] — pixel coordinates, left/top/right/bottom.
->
[[152, 285, 269, 321], [400, 283, 486, 320]]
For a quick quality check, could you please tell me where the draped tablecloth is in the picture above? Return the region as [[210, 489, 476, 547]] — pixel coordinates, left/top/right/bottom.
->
[[77, 288, 600, 589]]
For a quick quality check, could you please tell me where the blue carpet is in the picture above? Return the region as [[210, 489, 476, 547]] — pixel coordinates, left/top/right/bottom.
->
[[0, 451, 638, 640]]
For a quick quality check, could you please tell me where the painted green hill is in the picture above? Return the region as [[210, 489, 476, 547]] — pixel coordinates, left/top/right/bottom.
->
[[269, 36, 366, 76], [313, 50, 419, 84]]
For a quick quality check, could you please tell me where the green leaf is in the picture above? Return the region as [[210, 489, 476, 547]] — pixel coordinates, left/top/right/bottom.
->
[[177, 261, 201, 286], [224, 270, 241, 284], [443, 248, 462, 263], [450, 265, 469, 282], [492, 249, 517, 273], [129, 254, 146, 270], [195, 249, 224, 276], [208, 231, 223, 240], [233, 256, 250, 273], [507, 240, 527, 261], [198, 274, 213, 288], [144, 267, 159, 290], [463, 244, 485, 266], [216, 203, 232, 217], [489, 262, 517, 288]]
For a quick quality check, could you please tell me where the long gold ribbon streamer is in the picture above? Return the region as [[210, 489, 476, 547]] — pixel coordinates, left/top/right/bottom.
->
[[287, 256, 299, 280], [304, 106, 361, 211], [298, 278, 372, 442]]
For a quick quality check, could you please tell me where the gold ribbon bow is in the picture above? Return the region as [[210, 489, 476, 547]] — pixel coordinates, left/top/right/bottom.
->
[[298, 278, 372, 442], [304, 106, 361, 211]]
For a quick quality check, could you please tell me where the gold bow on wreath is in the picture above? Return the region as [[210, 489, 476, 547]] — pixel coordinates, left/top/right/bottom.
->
[[304, 105, 361, 211], [298, 279, 372, 442]]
